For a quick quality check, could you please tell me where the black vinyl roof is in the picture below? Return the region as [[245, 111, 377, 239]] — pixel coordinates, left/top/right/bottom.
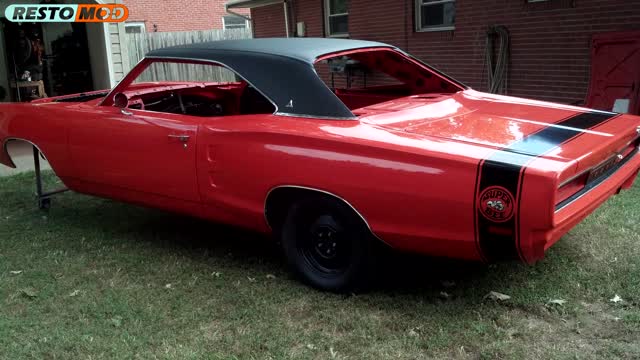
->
[[148, 38, 392, 63], [146, 38, 396, 119]]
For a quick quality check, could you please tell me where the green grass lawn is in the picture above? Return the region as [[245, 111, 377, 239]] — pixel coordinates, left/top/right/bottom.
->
[[1, 171, 639, 359]]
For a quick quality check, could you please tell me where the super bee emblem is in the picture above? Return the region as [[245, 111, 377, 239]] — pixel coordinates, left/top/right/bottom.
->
[[486, 200, 505, 212], [478, 186, 515, 222]]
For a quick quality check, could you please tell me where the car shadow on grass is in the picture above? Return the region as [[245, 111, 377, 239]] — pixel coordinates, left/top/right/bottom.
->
[[53, 193, 511, 298], [3, 168, 530, 301]]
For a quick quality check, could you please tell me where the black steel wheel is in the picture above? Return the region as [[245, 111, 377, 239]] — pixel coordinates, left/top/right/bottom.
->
[[281, 195, 377, 292]]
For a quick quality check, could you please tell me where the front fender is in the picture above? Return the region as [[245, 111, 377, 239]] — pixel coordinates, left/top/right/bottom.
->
[[0, 105, 17, 168], [0, 103, 72, 176], [0, 142, 16, 168]]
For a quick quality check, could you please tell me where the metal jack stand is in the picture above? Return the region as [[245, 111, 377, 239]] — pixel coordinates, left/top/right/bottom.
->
[[33, 146, 68, 210]]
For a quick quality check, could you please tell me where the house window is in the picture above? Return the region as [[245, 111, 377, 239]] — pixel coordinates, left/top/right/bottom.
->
[[416, 0, 455, 32], [325, 0, 348, 37], [222, 15, 249, 30], [124, 22, 146, 34]]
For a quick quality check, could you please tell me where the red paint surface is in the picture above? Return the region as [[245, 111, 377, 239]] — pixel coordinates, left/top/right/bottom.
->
[[1, 49, 640, 265]]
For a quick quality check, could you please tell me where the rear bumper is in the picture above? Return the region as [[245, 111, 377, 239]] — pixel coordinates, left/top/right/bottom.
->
[[523, 150, 640, 262]]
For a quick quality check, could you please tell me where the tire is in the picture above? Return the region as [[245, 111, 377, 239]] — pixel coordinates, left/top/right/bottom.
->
[[281, 195, 377, 292]]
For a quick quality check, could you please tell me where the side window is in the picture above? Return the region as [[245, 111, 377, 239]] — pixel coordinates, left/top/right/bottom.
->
[[123, 61, 275, 117], [133, 62, 237, 83]]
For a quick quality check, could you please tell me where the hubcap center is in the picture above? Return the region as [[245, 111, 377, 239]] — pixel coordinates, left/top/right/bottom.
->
[[312, 225, 338, 259]]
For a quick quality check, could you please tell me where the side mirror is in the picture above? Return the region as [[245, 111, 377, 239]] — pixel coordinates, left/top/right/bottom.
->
[[113, 92, 132, 115]]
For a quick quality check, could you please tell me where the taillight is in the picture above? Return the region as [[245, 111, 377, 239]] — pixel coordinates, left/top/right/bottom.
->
[[620, 137, 640, 158], [556, 172, 588, 205], [556, 132, 639, 207]]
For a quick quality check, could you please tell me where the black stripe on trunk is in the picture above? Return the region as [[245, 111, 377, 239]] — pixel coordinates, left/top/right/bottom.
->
[[475, 111, 618, 262]]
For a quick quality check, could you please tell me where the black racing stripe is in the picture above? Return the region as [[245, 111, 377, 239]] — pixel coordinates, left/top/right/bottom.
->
[[499, 111, 619, 158], [475, 111, 618, 262], [472, 161, 485, 261]]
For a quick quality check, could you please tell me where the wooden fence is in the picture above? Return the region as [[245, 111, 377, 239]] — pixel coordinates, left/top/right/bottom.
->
[[124, 28, 252, 82]]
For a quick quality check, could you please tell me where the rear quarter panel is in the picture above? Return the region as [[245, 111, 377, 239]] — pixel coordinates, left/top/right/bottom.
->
[[197, 114, 490, 260]]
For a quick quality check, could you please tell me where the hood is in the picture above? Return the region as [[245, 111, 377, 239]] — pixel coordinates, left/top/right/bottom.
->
[[359, 90, 613, 160]]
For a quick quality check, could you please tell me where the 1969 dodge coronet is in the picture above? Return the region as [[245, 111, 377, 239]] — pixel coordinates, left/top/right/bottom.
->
[[1, 38, 639, 291]]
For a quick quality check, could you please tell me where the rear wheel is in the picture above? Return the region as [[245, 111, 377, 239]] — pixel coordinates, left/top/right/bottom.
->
[[281, 195, 377, 292]]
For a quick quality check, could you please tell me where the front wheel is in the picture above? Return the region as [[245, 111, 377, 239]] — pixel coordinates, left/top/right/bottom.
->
[[281, 195, 377, 292]]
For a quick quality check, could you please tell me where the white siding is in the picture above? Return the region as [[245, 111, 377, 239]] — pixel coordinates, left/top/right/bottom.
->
[[106, 0, 129, 84]]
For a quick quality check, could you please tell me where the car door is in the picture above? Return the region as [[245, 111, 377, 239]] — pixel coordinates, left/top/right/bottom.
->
[[194, 112, 282, 229], [68, 105, 201, 203]]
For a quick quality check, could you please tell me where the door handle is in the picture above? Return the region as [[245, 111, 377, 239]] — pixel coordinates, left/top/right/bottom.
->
[[168, 134, 190, 142]]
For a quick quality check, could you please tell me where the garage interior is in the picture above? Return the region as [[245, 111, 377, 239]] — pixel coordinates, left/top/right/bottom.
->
[[0, 1, 113, 103]]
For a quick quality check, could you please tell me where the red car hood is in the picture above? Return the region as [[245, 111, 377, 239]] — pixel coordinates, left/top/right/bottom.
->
[[359, 90, 616, 160]]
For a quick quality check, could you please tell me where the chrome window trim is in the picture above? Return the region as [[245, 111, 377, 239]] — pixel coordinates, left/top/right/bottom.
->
[[274, 112, 357, 120]]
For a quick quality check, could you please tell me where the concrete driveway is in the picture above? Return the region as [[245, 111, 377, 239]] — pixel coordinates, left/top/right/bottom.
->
[[0, 142, 51, 177]]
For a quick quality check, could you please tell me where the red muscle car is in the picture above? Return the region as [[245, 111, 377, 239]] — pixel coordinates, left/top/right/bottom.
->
[[1, 38, 639, 292]]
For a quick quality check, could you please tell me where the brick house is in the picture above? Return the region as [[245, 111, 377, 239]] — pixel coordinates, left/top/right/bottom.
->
[[123, 0, 250, 33], [227, 0, 640, 108]]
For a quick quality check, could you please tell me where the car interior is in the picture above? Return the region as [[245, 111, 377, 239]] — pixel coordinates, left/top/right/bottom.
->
[[122, 82, 275, 117], [112, 48, 463, 118], [316, 49, 463, 112]]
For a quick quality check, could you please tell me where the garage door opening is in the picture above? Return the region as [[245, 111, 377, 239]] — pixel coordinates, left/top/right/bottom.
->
[[0, 19, 95, 101]]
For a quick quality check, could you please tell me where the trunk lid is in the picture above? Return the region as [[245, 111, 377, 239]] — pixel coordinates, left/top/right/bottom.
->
[[360, 90, 639, 165]]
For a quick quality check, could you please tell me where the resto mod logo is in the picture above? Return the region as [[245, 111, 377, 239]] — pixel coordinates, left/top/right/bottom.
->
[[5, 4, 128, 23], [478, 186, 515, 222]]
